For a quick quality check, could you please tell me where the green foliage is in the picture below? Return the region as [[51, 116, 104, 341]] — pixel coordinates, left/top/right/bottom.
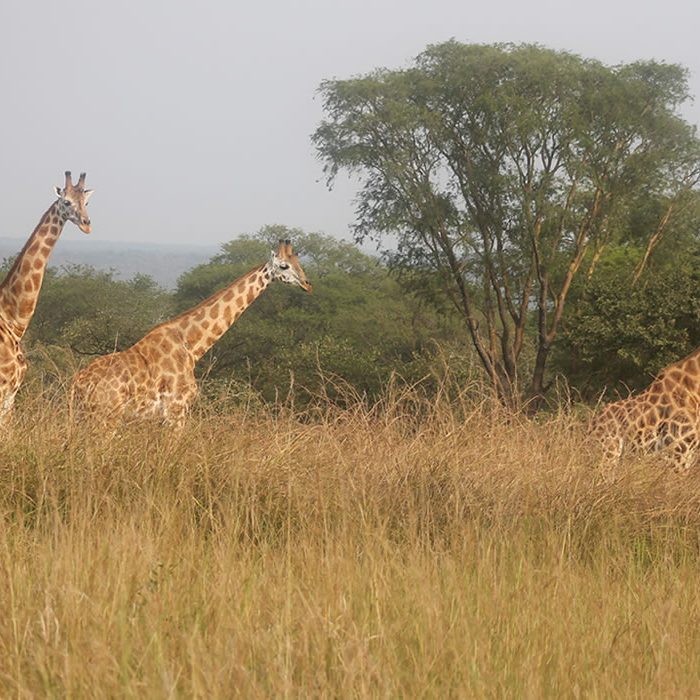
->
[[556, 245, 700, 398], [314, 41, 700, 406], [27, 265, 172, 356]]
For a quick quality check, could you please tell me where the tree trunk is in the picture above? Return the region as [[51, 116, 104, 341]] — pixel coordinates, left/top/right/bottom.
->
[[529, 341, 550, 412]]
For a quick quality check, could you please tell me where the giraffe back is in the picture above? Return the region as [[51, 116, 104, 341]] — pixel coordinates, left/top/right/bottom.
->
[[71, 326, 199, 427]]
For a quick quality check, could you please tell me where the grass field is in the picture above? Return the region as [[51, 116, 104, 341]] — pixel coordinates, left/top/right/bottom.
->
[[2, 380, 700, 697]]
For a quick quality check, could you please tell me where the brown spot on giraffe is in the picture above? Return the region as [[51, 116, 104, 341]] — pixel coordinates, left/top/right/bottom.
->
[[187, 328, 204, 347], [71, 242, 312, 429], [18, 299, 33, 318]]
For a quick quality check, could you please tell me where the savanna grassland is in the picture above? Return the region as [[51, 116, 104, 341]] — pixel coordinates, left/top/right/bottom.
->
[[3, 379, 700, 698]]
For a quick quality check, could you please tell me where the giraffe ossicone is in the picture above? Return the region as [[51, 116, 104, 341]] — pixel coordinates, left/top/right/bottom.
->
[[70, 239, 311, 428], [0, 171, 93, 422], [589, 350, 700, 472]]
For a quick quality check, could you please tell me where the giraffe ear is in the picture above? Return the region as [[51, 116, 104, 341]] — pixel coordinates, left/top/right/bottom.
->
[[54, 186, 62, 198], [83, 189, 94, 203]]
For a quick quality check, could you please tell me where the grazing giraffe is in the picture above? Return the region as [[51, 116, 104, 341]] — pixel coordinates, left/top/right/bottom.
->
[[589, 349, 700, 471], [0, 171, 93, 419], [70, 239, 311, 428]]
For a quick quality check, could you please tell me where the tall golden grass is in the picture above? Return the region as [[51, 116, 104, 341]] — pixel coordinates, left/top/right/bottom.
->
[[2, 376, 700, 697]]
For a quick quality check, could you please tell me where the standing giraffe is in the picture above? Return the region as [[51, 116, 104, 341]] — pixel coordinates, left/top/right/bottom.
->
[[589, 349, 700, 471], [0, 171, 93, 419], [70, 240, 311, 427]]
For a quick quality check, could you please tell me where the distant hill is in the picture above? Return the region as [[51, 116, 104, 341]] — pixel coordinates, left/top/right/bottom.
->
[[0, 237, 219, 289]]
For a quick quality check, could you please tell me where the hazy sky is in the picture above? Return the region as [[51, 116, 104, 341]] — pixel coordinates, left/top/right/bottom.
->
[[1, 0, 698, 248]]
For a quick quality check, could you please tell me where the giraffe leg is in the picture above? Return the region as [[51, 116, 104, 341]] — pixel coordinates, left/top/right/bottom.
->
[[655, 411, 700, 474], [588, 416, 625, 471], [668, 436, 699, 474], [0, 390, 18, 435], [158, 402, 183, 430], [598, 438, 625, 483], [161, 395, 194, 430], [0, 390, 17, 423], [159, 372, 197, 430], [0, 351, 25, 428], [165, 411, 186, 431]]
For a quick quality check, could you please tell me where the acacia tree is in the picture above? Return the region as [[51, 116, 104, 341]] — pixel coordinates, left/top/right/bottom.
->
[[313, 41, 700, 408]]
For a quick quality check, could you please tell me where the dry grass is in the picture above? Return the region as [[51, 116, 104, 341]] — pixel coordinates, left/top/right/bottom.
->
[[2, 381, 700, 698]]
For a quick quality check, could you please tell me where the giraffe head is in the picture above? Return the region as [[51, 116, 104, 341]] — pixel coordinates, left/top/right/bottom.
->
[[270, 239, 312, 293], [54, 171, 93, 233]]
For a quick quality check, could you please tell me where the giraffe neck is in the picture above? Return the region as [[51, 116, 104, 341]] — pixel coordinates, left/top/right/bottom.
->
[[0, 201, 67, 338], [162, 262, 273, 361]]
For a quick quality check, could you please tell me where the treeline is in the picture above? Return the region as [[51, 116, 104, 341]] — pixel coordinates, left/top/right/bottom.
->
[[19, 225, 465, 404], [17, 39, 700, 409], [14, 219, 700, 408]]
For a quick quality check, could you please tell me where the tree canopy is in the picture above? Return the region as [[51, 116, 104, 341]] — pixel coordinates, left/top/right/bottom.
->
[[314, 41, 700, 407], [26, 266, 171, 357]]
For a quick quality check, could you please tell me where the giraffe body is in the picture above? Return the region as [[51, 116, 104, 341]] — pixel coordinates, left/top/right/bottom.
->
[[71, 325, 198, 427], [590, 349, 700, 471], [0, 172, 92, 420], [71, 240, 310, 428]]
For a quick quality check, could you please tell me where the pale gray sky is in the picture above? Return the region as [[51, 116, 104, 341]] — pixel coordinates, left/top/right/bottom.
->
[[1, 0, 698, 247]]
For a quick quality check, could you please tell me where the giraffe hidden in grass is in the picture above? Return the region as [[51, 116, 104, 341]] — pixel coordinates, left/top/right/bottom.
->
[[70, 239, 311, 428], [0, 171, 93, 421], [589, 348, 700, 472]]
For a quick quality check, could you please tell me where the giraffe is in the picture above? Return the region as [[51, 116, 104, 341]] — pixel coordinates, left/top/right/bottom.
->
[[70, 239, 311, 428], [589, 348, 700, 472], [0, 171, 93, 420]]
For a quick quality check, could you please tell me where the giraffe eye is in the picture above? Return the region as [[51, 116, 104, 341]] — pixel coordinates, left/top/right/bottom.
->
[[279, 262, 289, 270]]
